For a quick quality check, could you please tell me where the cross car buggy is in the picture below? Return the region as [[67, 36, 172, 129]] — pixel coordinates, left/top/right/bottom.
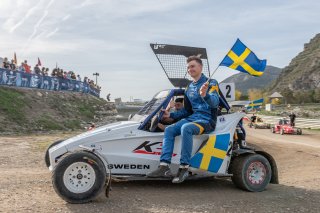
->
[[271, 118, 302, 135], [252, 117, 271, 129], [45, 44, 278, 203]]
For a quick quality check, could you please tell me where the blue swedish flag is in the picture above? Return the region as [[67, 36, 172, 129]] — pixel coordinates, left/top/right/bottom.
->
[[246, 98, 264, 110], [220, 39, 267, 77], [190, 133, 230, 173]]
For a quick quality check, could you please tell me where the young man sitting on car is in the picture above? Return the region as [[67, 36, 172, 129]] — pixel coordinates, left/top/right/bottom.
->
[[147, 55, 220, 183]]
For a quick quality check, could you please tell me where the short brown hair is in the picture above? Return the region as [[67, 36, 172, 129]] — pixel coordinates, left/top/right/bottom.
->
[[187, 56, 202, 65]]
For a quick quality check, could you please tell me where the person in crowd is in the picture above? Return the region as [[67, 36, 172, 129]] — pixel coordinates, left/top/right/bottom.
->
[[2, 57, 10, 69], [54, 69, 59, 77], [23, 60, 31, 73], [34, 64, 41, 75], [51, 69, 57, 77], [10, 59, 16, 70], [18, 62, 25, 72], [66, 71, 71, 79], [44, 68, 49, 76], [41, 67, 46, 76], [77, 74, 81, 81], [71, 72, 76, 80], [59, 70, 63, 78]]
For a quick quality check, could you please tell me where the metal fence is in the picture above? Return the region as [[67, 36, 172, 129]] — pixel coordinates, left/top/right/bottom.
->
[[257, 115, 320, 129]]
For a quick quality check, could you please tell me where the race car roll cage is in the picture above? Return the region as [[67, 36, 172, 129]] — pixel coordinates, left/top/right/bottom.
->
[[138, 88, 235, 131]]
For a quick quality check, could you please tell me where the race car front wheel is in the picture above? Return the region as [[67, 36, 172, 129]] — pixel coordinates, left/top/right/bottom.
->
[[230, 154, 271, 192], [280, 128, 284, 135], [52, 151, 106, 203]]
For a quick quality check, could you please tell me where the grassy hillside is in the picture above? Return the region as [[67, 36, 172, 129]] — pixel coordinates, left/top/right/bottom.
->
[[0, 86, 117, 133]]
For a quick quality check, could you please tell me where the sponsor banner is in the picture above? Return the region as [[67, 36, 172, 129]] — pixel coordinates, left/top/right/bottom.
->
[[0, 68, 100, 97]]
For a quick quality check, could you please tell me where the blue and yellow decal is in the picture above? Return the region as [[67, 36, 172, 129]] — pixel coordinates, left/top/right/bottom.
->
[[190, 133, 230, 173]]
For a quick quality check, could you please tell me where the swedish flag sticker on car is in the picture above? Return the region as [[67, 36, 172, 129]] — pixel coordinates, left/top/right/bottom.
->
[[190, 133, 230, 173]]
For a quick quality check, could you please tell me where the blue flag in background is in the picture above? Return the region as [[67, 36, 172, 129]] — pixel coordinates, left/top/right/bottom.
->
[[246, 98, 264, 110], [220, 39, 267, 77]]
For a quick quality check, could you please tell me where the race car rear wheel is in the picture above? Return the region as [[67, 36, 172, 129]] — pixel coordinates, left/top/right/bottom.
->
[[230, 154, 271, 192], [297, 128, 302, 135], [45, 140, 64, 168], [52, 151, 106, 203]]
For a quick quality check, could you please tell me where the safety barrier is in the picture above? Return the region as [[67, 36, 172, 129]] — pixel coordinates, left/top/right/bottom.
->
[[257, 115, 320, 129], [0, 68, 100, 97]]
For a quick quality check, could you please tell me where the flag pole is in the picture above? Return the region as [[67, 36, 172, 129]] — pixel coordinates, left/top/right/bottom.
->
[[205, 39, 238, 84], [207, 65, 220, 82]]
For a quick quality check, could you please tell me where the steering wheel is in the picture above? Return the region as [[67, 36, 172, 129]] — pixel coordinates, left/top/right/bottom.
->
[[149, 106, 167, 132], [149, 114, 160, 132]]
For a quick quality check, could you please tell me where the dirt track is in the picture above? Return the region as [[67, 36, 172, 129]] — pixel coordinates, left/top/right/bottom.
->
[[0, 128, 320, 213]]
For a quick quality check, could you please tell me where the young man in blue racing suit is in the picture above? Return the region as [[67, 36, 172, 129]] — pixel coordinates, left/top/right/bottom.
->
[[147, 56, 220, 183]]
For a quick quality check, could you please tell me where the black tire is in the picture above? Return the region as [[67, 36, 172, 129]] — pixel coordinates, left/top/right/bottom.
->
[[297, 128, 302, 135], [280, 128, 284, 135], [52, 151, 106, 204], [45, 140, 64, 168], [230, 154, 272, 192]]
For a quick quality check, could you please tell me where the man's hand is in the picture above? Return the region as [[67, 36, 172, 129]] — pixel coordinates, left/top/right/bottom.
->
[[200, 82, 209, 97], [161, 109, 170, 119]]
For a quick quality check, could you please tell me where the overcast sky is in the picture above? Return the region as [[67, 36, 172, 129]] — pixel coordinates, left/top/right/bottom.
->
[[0, 0, 319, 101]]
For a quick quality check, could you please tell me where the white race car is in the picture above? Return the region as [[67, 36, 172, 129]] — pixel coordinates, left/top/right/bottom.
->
[[45, 43, 278, 203], [46, 88, 278, 203]]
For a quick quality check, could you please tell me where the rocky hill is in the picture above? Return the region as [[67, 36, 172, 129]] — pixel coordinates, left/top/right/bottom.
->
[[269, 33, 320, 92], [0, 86, 117, 134], [221, 65, 282, 94]]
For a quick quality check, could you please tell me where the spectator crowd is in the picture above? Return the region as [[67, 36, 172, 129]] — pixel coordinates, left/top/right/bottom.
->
[[1, 56, 101, 91]]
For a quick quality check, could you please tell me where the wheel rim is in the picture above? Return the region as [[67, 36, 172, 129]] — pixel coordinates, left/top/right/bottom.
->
[[246, 161, 266, 185], [63, 162, 96, 193]]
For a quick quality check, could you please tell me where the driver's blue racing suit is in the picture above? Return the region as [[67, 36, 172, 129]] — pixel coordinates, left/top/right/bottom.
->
[[160, 74, 220, 165]]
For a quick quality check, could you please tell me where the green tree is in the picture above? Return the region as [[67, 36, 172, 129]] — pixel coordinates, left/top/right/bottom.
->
[[248, 89, 263, 101], [235, 90, 242, 101]]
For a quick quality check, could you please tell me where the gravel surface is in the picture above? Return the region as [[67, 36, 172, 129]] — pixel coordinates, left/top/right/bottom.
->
[[0, 128, 319, 213]]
